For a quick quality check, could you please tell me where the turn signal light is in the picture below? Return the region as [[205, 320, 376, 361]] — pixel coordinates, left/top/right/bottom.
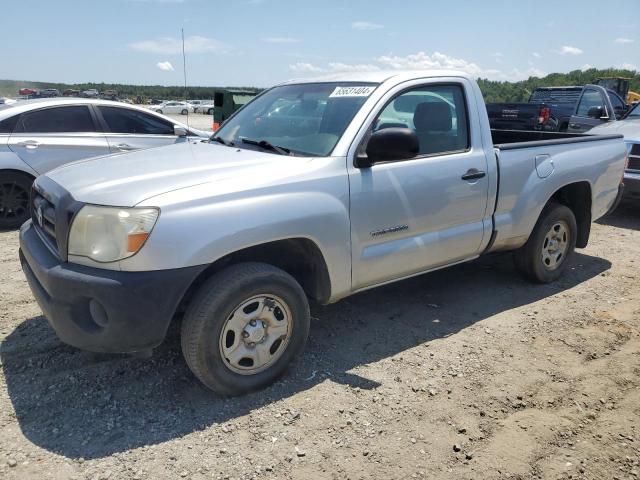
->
[[127, 232, 150, 253]]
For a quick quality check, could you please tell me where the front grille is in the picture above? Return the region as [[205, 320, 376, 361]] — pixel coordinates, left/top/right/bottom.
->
[[31, 188, 59, 255]]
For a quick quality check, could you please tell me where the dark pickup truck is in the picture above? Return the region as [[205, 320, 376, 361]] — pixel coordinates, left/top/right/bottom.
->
[[487, 86, 626, 132]]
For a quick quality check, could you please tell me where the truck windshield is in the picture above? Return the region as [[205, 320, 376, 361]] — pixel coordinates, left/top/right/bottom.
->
[[626, 103, 640, 118], [213, 82, 378, 156]]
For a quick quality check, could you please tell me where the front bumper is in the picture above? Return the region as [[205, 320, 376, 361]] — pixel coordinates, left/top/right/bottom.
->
[[19, 220, 206, 353], [623, 171, 640, 200]]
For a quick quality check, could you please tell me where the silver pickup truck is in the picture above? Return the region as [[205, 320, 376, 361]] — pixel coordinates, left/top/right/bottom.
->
[[19, 71, 627, 395]]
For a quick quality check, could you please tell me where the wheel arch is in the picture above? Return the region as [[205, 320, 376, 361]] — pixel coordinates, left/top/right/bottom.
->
[[175, 237, 332, 317], [545, 181, 592, 248]]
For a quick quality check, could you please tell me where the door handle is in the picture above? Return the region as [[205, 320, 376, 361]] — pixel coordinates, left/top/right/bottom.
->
[[461, 168, 486, 181], [115, 143, 135, 151], [17, 140, 40, 149]]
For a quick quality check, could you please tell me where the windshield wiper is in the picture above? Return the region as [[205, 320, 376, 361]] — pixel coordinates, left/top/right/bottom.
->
[[211, 136, 233, 146], [241, 138, 291, 155]]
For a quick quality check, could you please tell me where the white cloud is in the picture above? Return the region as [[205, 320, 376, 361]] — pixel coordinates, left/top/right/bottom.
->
[[532, 52, 541, 58], [555, 45, 583, 55], [581, 63, 595, 71], [614, 38, 634, 44], [351, 21, 383, 31], [129, 35, 230, 54], [493, 52, 503, 64], [620, 63, 638, 71], [156, 61, 175, 71], [327, 62, 380, 72], [289, 62, 323, 73], [376, 51, 492, 76], [263, 37, 300, 44], [289, 51, 547, 81]]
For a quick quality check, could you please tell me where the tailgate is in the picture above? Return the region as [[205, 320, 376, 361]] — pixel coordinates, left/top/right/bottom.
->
[[487, 103, 540, 129]]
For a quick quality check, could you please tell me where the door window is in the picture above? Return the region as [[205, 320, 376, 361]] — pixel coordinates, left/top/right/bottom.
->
[[575, 90, 605, 117], [99, 106, 175, 135], [0, 115, 18, 134], [14, 106, 96, 133], [374, 84, 469, 155]]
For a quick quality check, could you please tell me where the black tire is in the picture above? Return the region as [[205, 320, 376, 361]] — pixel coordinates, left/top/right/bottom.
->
[[207, 108, 214, 115], [181, 109, 188, 115], [156, 109, 163, 114], [513, 203, 577, 283], [0, 171, 33, 230], [181, 262, 310, 395]]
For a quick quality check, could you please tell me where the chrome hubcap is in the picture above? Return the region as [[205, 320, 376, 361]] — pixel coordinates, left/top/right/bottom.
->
[[219, 294, 291, 375], [541, 221, 569, 270]]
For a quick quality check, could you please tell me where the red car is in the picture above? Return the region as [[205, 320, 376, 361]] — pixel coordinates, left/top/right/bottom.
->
[[18, 88, 38, 96]]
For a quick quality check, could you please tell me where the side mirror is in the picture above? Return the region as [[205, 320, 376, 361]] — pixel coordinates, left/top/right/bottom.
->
[[587, 106, 605, 119], [174, 125, 188, 137], [355, 128, 419, 168]]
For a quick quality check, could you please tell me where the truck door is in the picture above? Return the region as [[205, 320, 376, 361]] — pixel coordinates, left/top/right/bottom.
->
[[348, 79, 491, 290], [567, 85, 616, 133]]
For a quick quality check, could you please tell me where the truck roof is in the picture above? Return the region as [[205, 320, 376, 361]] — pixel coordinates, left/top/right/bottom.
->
[[280, 69, 475, 86]]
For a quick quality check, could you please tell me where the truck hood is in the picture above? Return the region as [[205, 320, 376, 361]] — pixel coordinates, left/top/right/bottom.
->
[[589, 118, 640, 143], [45, 141, 300, 206]]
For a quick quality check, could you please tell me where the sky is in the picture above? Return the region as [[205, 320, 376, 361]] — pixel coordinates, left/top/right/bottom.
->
[[1, 0, 638, 87]]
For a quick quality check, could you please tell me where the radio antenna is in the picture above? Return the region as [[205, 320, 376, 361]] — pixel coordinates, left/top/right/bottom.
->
[[181, 27, 189, 129]]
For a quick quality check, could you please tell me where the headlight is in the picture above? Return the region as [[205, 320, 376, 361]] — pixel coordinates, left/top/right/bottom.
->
[[68, 206, 159, 263]]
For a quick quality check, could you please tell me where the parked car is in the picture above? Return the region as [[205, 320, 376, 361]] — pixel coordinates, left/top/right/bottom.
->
[[18, 71, 626, 395], [196, 101, 215, 115], [567, 84, 629, 133], [188, 100, 214, 113], [487, 86, 626, 132], [589, 102, 640, 201], [101, 90, 118, 100], [81, 89, 99, 98], [62, 89, 80, 97], [0, 98, 210, 228], [0, 98, 17, 105], [18, 88, 37, 96], [39, 88, 60, 98], [149, 101, 194, 115]]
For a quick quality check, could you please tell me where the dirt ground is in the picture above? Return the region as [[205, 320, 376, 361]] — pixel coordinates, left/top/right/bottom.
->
[[0, 202, 639, 480]]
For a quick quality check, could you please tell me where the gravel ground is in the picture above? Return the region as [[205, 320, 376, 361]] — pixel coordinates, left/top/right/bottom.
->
[[166, 113, 214, 133], [0, 201, 639, 480]]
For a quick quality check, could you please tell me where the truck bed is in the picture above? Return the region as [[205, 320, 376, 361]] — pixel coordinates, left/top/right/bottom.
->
[[492, 129, 623, 150]]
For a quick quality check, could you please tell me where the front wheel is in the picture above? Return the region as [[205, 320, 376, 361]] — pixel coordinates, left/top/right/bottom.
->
[[0, 171, 33, 230], [181, 262, 310, 395], [514, 203, 577, 283]]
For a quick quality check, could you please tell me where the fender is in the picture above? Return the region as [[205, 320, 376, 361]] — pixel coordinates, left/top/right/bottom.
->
[[123, 178, 353, 302], [0, 149, 38, 177]]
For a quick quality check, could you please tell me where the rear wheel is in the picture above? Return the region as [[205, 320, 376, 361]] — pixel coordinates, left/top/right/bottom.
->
[[514, 203, 577, 283], [156, 109, 163, 114], [0, 171, 33, 230], [181, 109, 188, 115], [207, 108, 214, 115], [181, 262, 310, 395]]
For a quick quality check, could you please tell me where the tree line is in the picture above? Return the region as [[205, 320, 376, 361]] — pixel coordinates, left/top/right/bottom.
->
[[478, 68, 640, 103], [1, 67, 638, 102]]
